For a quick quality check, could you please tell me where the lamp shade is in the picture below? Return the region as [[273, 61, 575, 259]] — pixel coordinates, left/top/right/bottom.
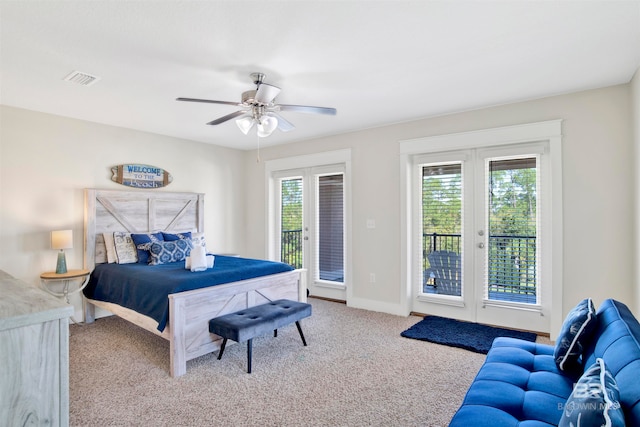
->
[[236, 116, 255, 135], [51, 230, 73, 250], [256, 115, 278, 137]]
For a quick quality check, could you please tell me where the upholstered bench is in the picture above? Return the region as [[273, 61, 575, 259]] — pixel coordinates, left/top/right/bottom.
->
[[209, 299, 312, 373]]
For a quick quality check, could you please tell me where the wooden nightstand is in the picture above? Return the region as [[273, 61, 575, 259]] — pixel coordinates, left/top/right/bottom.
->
[[40, 269, 91, 304]]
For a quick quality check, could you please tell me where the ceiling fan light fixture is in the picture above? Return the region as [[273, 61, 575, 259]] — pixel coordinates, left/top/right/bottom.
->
[[256, 115, 278, 137], [236, 116, 254, 135]]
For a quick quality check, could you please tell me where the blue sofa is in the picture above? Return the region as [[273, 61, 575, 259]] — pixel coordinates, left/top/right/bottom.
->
[[449, 299, 640, 426]]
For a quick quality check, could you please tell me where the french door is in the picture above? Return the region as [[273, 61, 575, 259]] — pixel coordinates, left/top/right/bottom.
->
[[411, 142, 551, 332], [272, 164, 347, 301]]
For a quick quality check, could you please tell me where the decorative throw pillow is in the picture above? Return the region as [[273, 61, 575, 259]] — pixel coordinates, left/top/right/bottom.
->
[[131, 232, 164, 264], [103, 232, 117, 263], [554, 298, 597, 373], [148, 240, 192, 265], [162, 231, 192, 241], [113, 232, 138, 264], [559, 358, 625, 427]]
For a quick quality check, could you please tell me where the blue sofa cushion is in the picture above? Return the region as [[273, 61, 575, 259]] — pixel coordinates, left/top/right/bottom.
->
[[554, 298, 597, 374], [449, 338, 574, 426], [583, 299, 640, 424], [558, 358, 625, 427]]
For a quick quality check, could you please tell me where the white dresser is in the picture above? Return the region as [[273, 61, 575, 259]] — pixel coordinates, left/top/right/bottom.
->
[[0, 270, 73, 426]]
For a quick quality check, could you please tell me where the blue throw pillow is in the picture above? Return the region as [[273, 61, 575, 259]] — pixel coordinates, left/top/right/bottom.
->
[[554, 298, 597, 373], [162, 231, 192, 241], [131, 232, 164, 264], [148, 240, 192, 265], [559, 358, 625, 427]]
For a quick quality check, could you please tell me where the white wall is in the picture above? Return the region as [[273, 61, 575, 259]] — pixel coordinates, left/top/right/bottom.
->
[[633, 68, 640, 314], [1, 79, 637, 327], [0, 105, 246, 318], [244, 83, 636, 327]]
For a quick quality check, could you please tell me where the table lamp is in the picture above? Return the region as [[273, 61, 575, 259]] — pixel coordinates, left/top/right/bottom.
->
[[51, 229, 73, 274]]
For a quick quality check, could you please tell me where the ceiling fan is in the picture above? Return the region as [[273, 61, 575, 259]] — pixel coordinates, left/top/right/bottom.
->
[[177, 73, 337, 137]]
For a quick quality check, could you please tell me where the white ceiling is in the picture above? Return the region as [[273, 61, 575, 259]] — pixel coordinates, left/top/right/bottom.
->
[[1, 1, 639, 150]]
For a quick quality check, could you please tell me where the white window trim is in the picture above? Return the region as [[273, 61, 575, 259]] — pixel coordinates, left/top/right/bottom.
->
[[399, 120, 564, 338]]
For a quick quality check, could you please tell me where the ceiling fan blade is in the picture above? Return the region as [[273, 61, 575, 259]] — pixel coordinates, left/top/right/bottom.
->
[[255, 83, 281, 104], [206, 110, 247, 125], [270, 112, 295, 132], [177, 97, 240, 106], [277, 104, 337, 115]]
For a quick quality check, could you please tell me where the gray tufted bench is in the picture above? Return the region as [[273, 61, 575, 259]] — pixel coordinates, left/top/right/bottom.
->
[[209, 299, 312, 373]]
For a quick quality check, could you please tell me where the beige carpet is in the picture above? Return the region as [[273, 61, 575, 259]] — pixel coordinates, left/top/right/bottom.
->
[[70, 298, 511, 426]]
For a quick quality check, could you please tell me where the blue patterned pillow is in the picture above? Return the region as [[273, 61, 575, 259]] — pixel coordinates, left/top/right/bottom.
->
[[554, 298, 597, 373], [131, 232, 164, 264], [559, 358, 625, 427], [148, 240, 192, 265]]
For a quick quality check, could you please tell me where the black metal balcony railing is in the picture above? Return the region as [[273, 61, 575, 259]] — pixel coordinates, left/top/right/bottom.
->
[[281, 230, 536, 301], [281, 229, 303, 269], [423, 232, 537, 301], [281, 229, 344, 283]]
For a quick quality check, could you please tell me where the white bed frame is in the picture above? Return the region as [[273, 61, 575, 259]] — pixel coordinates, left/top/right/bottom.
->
[[83, 189, 306, 377]]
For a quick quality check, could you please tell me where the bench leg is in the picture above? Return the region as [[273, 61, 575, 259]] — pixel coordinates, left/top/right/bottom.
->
[[295, 321, 307, 346], [217, 338, 228, 360], [247, 338, 253, 374]]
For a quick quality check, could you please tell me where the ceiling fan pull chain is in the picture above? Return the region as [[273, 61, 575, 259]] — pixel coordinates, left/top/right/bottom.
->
[[256, 134, 261, 163]]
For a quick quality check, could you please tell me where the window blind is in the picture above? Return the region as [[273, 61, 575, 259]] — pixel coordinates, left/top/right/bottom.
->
[[421, 163, 462, 296], [486, 156, 538, 303], [317, 174, 344, 283]]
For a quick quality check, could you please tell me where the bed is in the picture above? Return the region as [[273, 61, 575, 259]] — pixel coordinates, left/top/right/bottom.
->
[[82, 189, 306, 377]]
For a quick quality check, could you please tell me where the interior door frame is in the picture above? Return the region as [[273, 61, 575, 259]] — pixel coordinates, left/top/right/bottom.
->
[[265, 149, 352, 302], [400, 120, 564, 337]]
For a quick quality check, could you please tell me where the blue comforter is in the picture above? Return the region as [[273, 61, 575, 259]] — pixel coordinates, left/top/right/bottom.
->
[[83, 255, 294, 331]]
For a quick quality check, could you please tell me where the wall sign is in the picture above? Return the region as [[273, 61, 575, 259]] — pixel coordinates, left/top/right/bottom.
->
[[111, 164, 173, 188]]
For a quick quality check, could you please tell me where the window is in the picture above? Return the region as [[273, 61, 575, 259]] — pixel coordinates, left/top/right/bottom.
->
[[421, 163, 463, 296], [486, 157, 538, 303]]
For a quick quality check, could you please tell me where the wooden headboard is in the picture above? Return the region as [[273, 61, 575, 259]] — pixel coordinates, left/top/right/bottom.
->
[[84, 189, 204, 270]]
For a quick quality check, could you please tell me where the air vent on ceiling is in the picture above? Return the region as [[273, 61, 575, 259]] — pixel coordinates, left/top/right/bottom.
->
[[64, 70, 100, 86]]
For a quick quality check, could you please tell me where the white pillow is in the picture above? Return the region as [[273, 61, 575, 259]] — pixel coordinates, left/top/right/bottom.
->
[[113, 231, 138, 264], [103, 232, 117, 263]]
